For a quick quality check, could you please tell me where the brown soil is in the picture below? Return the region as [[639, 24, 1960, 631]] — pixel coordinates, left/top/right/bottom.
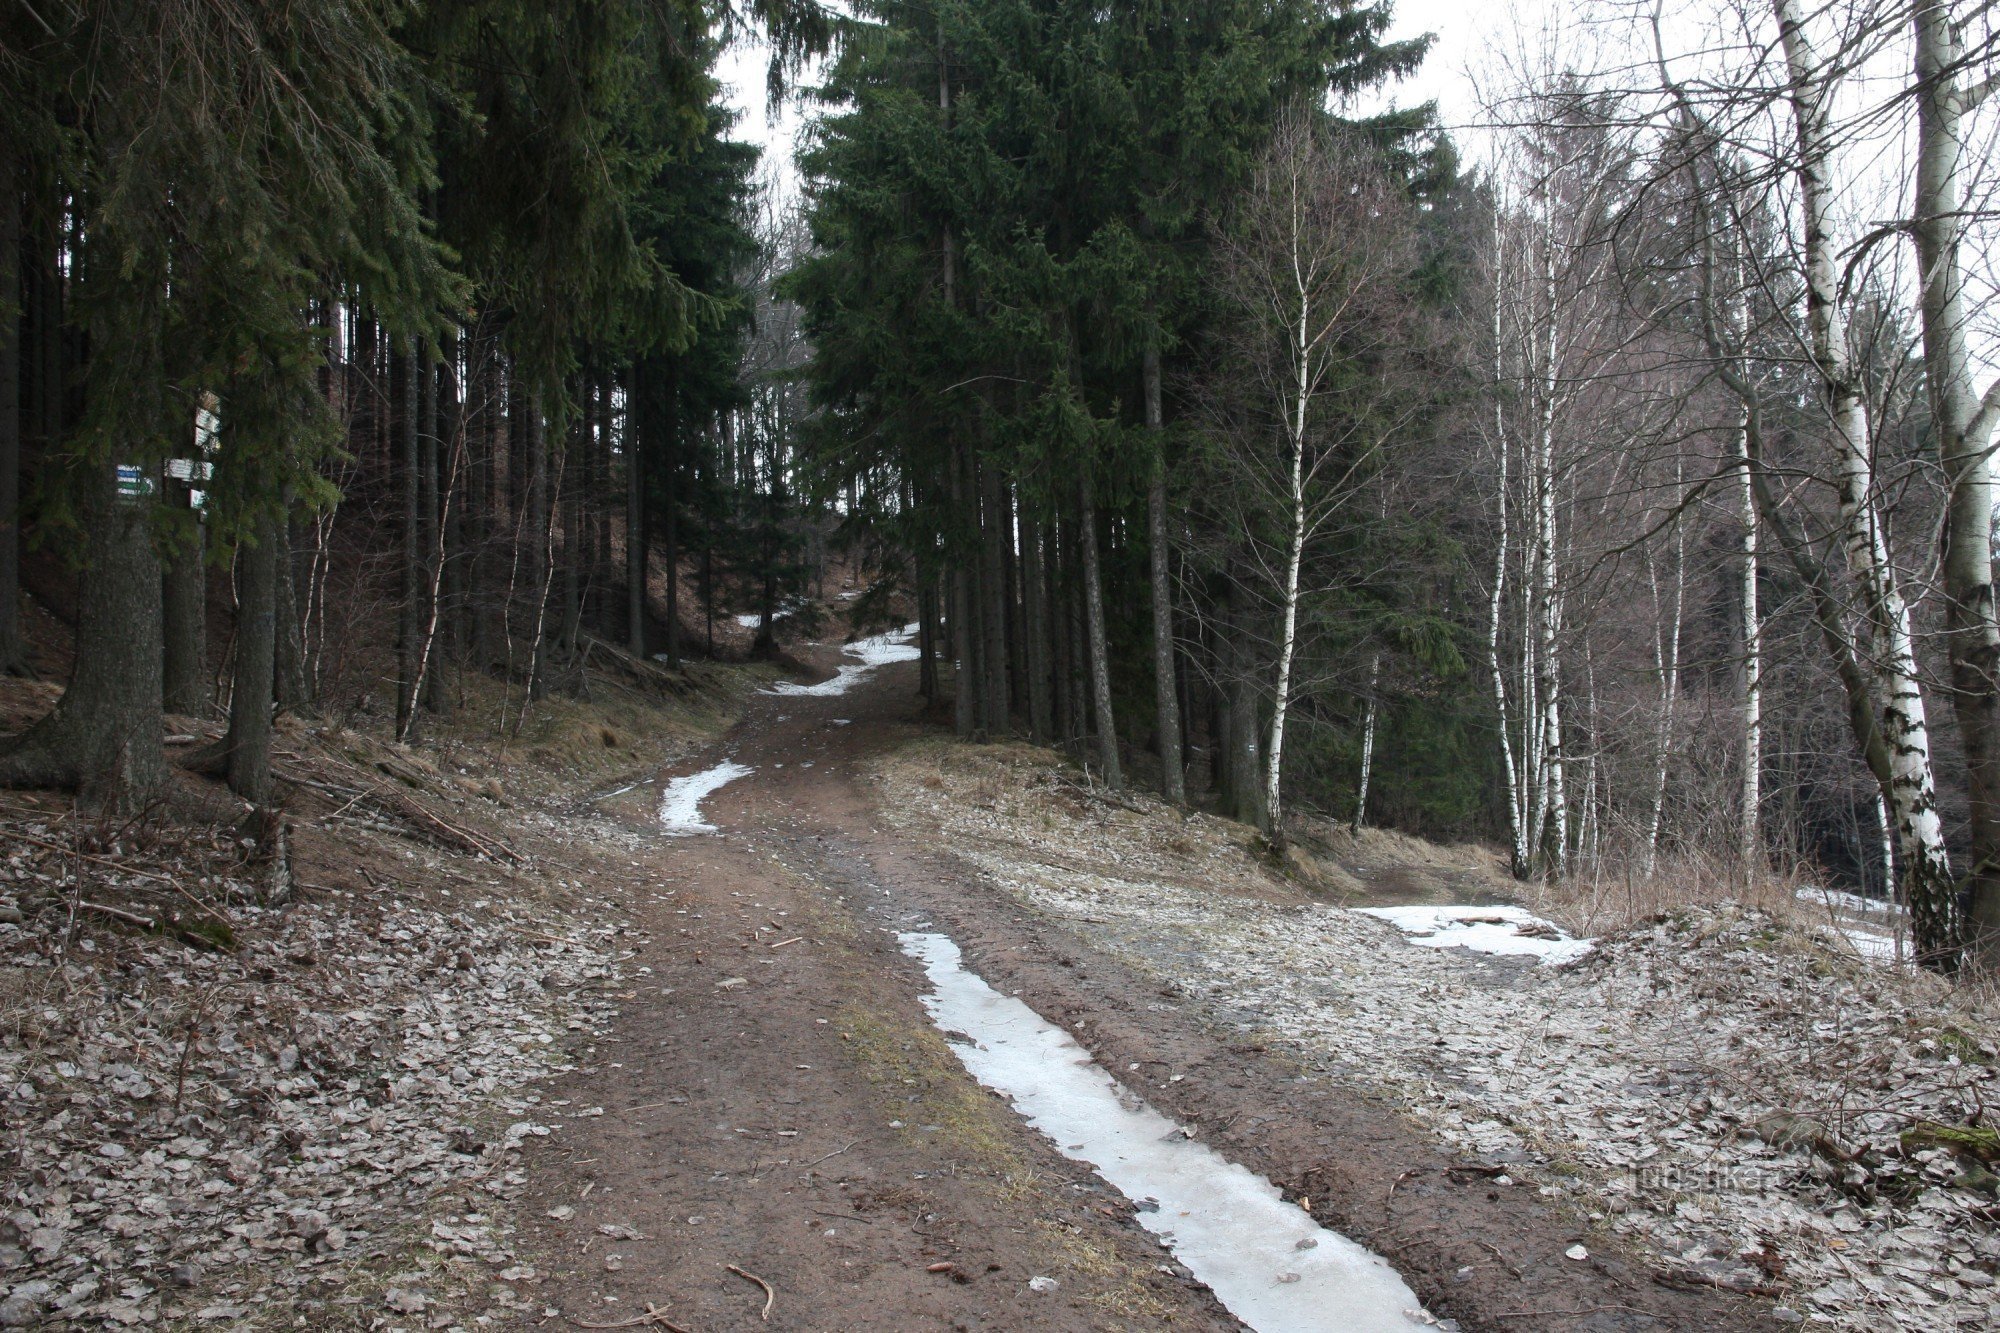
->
[[497, 647, 1773, 1333]]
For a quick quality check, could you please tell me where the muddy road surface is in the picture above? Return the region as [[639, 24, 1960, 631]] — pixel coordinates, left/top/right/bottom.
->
[[503, 644, 1766, 1333]]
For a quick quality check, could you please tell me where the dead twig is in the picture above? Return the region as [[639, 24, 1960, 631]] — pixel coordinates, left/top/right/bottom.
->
[[567, 1303, 691, 1331], [1479, 1239, 1522, 1279], [80, 900, 156, 930], [726, 1264, 775, 1321], [799, 1139, 858, 1169], [0, 828, 235, 925]]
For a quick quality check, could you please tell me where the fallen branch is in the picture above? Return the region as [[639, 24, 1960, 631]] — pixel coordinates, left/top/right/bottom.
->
[[726, 1264, 775, 1321], [80, 900, 156, 930], [799, 1139, 858, 1169], [0, 827, 236, 928], [275, 762, 522, 863], [567, 1303, 692, 1332]]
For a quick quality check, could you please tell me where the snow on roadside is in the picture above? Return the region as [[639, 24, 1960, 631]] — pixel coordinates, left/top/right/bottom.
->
[[877, 744, 2000, 1331], [657, 761, 753, 834], [1355, 904, 1592, 965], [766, 625, 920, 698], [902, 930, 1430, 1331]]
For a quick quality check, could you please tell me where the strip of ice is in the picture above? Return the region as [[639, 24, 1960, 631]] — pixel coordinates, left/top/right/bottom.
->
[[1355, 904, 1592, 966], [657, 761, 753, 834], [899, 931, 1428, 1332], [767, 624, 921, 698]]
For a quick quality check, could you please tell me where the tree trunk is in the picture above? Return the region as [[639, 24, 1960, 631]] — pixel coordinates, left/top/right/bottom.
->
[[662, 407, 680, 669], [469, 344, 494, 672], [1145, 345, 1184, 804], [1264, 418, 1307, 833], [1224, 568, 1267, 829], [161, 531, 206, 716], [0, 146, 25, 676], [979, 455, 1010, 735], [1354, 654, 1380, 832], [396, 337, 421, 736], [0, 463, 167, 810], [1488, 211, 1529, 878], [418, 345, 440, 712], [1076, 464, 1121, 787], [1779, 0, 1955, 963], [1050, 513, 1075, 744], [1022, 513, 1054, 742], [525, 388, 550, 699], [223, 512, 278, 805], [1738, 400, 1761, 870], [1643, 493, 1685, 879], [1532, 206, 1568, 878], [1914, 0, 2000, 967], [626, 361, 647, 658], [274, 505, 310, 713], [950, 444, 979, 737]]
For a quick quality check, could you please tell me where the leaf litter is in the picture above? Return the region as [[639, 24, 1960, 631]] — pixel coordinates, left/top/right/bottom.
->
[[0, 792, 642, 1329]]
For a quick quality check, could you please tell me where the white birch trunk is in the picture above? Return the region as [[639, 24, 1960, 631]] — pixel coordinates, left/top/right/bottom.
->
[[1914, 0, 1998, 965], [1643, 476, 1685, 879], [1739, 398, 1762, 869], [1533, 198, 1567, 878], [1353, 653, 1380, 832], [1489, 208, 1530, 877], [1262, 196, 1314, 831], [1777, 0, 1952, 943]]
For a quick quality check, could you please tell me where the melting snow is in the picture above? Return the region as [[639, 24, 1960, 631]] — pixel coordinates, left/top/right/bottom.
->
[[657, 761, 753, 834], [899, 931, 1428, 1332], [1354, 904, 1592, 965], [767, 624, 921, 698], [1796, 884, 1901, 919]]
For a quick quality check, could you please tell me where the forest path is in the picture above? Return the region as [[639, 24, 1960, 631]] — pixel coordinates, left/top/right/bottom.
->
[[503, 644, 1766, 1332]]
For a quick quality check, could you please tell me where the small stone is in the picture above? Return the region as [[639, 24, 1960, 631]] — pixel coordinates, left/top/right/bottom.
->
[[1027, 1275, 1059, 1293], [0, 1295, 36, 1328], [545, 1206, 575, 1222], [1771, 1308, 1804, 1325], [602, 1255, 622, 1272], [1564, 1245, 1589, 1262]]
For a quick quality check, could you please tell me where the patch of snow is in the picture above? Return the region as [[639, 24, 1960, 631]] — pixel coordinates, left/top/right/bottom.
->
[[767, 625, 921, 698], [1828, 924, 1903, 962], [900, 930, 1428, 1332], [1796, 884, 1901, 920], [734, 612, 764, 629], [1355, 904, 1592, 966], [657, 761, 753, 835]]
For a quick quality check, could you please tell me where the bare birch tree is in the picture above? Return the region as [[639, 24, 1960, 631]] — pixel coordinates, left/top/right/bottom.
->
[[1206, 112, 1420, 836]]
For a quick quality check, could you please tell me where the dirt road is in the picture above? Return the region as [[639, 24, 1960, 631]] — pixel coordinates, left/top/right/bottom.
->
[[502, 647, 1766, 1332]]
